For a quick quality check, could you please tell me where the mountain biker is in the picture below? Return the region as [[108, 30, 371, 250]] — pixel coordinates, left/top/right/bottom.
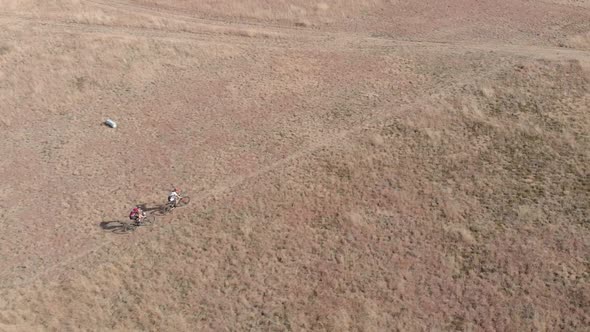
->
[[168, 188, 180, 208], [129, 206, 145, 224]]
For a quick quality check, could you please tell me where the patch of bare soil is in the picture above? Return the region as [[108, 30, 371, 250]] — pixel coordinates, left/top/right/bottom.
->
[[0, 0, 589, 330]]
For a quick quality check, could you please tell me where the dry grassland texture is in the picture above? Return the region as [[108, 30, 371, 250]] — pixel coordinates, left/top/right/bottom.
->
[[126, 0, 590, 46], [0, 0, 589, 331]]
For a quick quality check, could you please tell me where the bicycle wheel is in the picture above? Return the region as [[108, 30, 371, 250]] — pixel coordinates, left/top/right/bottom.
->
[[161, 203, 173, 214], [142, 214, 156, 225], [178, 196, 191, 207], [113, 222, 136, 234]]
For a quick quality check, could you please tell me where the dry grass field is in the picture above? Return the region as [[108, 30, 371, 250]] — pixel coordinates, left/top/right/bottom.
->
[[0, 0, 589, 331]]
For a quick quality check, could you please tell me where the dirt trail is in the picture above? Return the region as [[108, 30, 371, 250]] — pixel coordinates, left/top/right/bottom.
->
[[3, 9, 589, 65]]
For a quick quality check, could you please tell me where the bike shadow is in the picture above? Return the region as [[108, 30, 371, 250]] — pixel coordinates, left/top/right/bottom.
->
[[99, 220, 124, 231], [136, 203, 166, 215]]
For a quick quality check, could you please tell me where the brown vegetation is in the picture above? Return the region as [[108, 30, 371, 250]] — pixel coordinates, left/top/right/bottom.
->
[[0, 0, 588, 330]]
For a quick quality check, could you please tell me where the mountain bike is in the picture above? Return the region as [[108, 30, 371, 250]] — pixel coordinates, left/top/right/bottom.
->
[[161, 195, 191, 214], [113, 212, 156, 234]]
